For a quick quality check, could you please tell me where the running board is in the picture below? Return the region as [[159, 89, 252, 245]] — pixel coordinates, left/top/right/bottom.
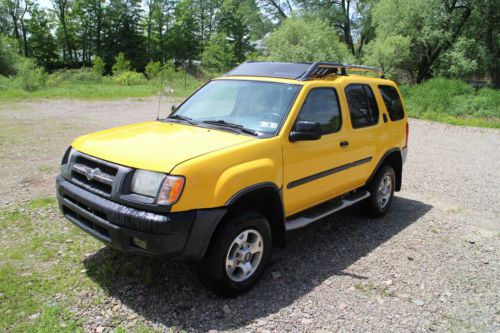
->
[[285, 190, 370, 231]]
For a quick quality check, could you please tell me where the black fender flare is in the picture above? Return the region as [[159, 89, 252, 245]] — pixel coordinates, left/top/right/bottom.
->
[[225, 182, 287, 247], [366, 148, 403, 191]]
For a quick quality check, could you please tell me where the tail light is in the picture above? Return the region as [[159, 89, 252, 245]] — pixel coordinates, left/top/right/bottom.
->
[[405, 122, 409, 147]]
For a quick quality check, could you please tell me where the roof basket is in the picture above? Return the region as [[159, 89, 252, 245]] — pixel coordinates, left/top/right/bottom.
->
[[224, 61, 385, 80]]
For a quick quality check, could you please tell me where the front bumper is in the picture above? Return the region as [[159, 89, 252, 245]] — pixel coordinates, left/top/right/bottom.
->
[[56, 176, 226, 260]]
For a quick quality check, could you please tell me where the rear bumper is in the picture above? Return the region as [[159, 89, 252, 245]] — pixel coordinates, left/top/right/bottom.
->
[[402, 146, 408, 164], [56, 176, 226, 260]]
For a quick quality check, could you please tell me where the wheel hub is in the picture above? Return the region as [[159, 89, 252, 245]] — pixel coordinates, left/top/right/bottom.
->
[[225, 229, 264, 282], [377, 175, 392, 209]]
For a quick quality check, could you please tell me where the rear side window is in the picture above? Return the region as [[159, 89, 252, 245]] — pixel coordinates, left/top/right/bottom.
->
[[297, 88, 341, 134], [379, 85, 405, 121], [345, 84, 379, 129]]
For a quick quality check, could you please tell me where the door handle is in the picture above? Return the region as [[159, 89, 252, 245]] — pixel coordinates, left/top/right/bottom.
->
[[340, 141, 349, 148]]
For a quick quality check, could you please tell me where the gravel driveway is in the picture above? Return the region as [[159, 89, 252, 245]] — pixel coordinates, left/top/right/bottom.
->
[[0, 99, 499, 332]]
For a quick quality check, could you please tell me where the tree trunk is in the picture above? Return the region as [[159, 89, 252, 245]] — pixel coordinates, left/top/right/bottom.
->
[[341, 0, 355, 56]]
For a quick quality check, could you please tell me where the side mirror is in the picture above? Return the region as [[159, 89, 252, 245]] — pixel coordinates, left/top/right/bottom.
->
[[170, 104, 177, 113], [289, 121, 322, 142]]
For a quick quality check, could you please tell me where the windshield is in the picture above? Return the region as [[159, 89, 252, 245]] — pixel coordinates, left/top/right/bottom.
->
[[170, 80, 301, 136]]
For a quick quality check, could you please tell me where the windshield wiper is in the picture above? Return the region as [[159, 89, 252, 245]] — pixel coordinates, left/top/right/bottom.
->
[[202, 120, 258, 136], [166, 114, 198, 125]]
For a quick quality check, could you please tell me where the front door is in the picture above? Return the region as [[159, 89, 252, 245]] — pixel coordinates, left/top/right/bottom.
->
[[282, 87, 352, 216]]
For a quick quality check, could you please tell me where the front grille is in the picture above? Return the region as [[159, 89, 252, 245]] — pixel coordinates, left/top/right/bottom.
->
[[71, 155, 118, 196]]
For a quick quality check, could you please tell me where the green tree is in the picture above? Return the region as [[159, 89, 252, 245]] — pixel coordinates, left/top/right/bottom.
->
[[27, 6, 59, 69], [0, 34, 20, 76], [363, 35, 411, 77], [201, 33, 236, 73], [462, 0, 499, 87], [265, 17, 351, 63], [169, 0, 201, 63], [372, 0, 473, 83]]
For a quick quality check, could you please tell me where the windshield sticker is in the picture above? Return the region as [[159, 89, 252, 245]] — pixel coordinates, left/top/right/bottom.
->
[[258, 121, 278, 129]]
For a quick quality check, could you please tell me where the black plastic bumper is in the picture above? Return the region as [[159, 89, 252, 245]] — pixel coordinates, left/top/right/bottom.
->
[[56, 176, 227, 260]]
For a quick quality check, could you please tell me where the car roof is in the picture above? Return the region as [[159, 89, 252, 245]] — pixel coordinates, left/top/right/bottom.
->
[[218, 61, 394, 85], [223, 61, 389, 84]]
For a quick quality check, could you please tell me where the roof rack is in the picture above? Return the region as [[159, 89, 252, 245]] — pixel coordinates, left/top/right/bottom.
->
[[342, 64, 385, 79], [224, 61, 385, 80]]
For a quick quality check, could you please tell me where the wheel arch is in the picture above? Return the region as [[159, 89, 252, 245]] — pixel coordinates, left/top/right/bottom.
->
[[224, 182, 287, 247], [367, 148, 403, 191]]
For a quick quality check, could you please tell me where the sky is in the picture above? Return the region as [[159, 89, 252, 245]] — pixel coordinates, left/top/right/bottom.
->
[[38, 0, 52, 8]]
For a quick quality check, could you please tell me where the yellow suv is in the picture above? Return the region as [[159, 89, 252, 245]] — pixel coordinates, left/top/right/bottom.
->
[[56, 62, 408, 296]]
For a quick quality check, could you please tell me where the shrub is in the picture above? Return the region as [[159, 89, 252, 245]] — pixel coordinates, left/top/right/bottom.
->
[[92, 56, 105, 76], [113, 71, 146, 86], [403, 78, 499, 121], [15, 58, 47, 91], [47, 68, 101, 87], [112, 52, 131, 75], [145, 61, 162, 80]]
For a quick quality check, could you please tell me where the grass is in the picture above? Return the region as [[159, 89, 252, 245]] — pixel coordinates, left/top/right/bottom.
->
[[0, 196, 161, 332], [0, 69, 204, 101], [402, 78, 500, 129]]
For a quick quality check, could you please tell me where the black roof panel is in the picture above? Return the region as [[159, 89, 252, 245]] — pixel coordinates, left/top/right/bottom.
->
[[226, 62, 312, 80]]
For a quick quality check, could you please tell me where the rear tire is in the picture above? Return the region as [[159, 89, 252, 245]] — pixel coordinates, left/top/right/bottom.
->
[[196, 211, 272, 297], [362, 165, 395, 217]]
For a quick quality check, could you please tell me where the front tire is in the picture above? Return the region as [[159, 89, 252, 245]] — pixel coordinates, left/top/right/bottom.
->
[[362, 165, 396, 217], [196, 211, 272, 297]]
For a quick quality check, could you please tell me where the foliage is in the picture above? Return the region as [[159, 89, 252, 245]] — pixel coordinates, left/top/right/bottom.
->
[[201, 33, 236, 74], [92, 56, 105, 76], [15, 58, 47, 92], [112, 52, 131, 74], [265, 17, 351, 63], [402, 78, 500, 127], [434, 37, 485, 79], [145, 60, 162, 80], [363, 35, 411, 78], [372, 0, 474, 83], [113, 71, 147, 86], [0, 35, 20, 76]]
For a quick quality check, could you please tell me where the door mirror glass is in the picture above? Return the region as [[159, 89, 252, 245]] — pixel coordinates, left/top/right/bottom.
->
[[289, 121, 322, 142]]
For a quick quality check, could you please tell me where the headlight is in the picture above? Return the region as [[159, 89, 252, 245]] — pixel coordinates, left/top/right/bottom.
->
[[131, 170, 165, 198], [131, 170, 185, 205]]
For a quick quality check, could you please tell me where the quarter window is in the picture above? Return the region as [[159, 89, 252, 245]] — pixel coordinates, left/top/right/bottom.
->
[[296, 88, 342, 134], [379, 85, 405, 121], [345, 84, 379, 129]]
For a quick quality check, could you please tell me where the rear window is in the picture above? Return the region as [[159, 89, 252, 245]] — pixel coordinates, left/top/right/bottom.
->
[[379, 85, 405, 121], [345, 84, 379, 129]]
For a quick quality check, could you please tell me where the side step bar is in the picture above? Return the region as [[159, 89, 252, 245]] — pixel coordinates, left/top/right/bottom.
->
[[285, 190, 370, 231]]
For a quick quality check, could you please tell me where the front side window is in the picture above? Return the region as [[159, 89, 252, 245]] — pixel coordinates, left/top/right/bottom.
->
[[379, 85, 405, 121], [345, 84, 379, 129], [296, 88, 342, 134], [171, 80, 301, 136]]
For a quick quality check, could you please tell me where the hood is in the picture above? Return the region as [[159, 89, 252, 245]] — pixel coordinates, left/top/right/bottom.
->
[[72, 121, 256, 173]]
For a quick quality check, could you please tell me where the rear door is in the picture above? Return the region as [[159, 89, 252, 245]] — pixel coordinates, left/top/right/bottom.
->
[[282, 86, 352, 216], [343, 83, 390, 186], [377, 85, 407, 148]]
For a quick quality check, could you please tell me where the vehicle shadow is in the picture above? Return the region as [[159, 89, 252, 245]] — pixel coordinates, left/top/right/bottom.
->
[[83, 196, 432, 332]]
